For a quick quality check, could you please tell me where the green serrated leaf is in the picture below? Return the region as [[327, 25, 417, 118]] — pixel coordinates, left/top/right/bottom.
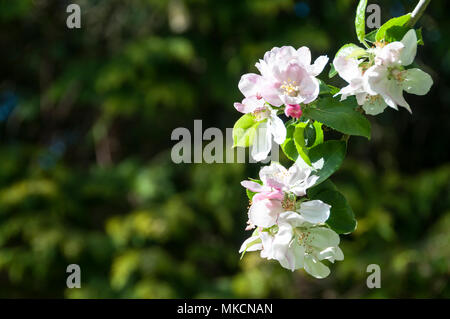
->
[[308, 140, 347, 185], [232, 113, 261, 147], [355, 0, 368, 46], [302, 97, 371, 139], [375, 13, 411, 42]]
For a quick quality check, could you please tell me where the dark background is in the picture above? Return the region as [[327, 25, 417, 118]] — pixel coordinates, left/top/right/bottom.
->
[[0, 0, 448, 298]]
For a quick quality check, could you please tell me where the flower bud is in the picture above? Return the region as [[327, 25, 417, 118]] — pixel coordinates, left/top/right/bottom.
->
[[284, 104, 303, 118]]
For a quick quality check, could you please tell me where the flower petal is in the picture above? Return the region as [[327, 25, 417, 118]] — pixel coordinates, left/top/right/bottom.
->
[[299, 76, 320, 104], [239, 235, 262, 253], [261, 82, 284, 107], [270, 113, 287, 145], [375, 42, 403, 66], [362, 95, 387, 115], [296, 46, 311, 66], [252, 190, 284, 202], [287, 165, 318, 196], [240, 180, 265, 193], [291, 240, 306, 269], [251, 121, 272, 162], [308, 227, 340, 250], [260, 231, 275, 259], [333, 55, 360, 84], [272, 223, 294, 260], [278, 211, 307, 228], [318, 246, 344, 262], [238, 73, 263, 98], [248, 199, 283, 228], [304, 255, 331, 279], [386, 77, 411, 112], [233, 96, 263, 114], [309, 55, 329, 76], [259, 162, 288, 190], [299, 200, 331, 224], [400, 29, 417, 66], [278, 241, 305, 272], [402, 68, 433, 96]]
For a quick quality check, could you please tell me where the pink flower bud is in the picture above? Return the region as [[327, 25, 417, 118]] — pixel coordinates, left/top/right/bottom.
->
[[284, 104, 302, 118]]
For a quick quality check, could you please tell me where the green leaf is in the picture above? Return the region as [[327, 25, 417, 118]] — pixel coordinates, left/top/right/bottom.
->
[[304, 123, 316, 148], [375, 13, 411, 42], [293, 122, 311, 165], [232, 113, 261, 147], [281, 122, 299, 161], [310, 190, 357, 234], [327, 85, 340, 96], [307, 179, 337, 199], [336, 43, 366, 59], [416, 28, 424, 45], [328, 63, 337, 78], [304, 121, 323, 149], [302, 97, 371, 139], [365, 29, 378, 42], [319, 81, 341, 97], [308, 140, 346, 185], [384, 25, 409, 43], [319, 79, 331, 95], [355, 0, 368, 46], [383, 26, 424, 45]]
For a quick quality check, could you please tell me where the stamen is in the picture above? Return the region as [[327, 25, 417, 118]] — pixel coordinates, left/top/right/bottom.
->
[[280, 79, 300, 97]]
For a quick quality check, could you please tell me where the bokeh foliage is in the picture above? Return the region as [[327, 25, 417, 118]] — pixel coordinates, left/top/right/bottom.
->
[[0, 0, 448, 298]]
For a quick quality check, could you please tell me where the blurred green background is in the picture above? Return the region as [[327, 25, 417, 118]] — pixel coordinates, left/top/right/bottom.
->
[[0, 0, 448, 298]]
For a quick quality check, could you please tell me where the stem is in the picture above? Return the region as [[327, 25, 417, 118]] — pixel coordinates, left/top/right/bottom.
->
[[408, 0, 431, 27]]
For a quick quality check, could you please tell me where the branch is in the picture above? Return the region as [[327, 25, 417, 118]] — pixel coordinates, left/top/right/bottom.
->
[[408, 0, 431, 27]]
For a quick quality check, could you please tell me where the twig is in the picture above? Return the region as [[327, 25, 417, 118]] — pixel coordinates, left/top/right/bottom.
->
[[408, 0, 432, 27]]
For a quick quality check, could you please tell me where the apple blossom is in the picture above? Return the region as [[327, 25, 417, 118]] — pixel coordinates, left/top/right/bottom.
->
[[240, 207, 343, 279], [255, 46, 328, 106], [364, 30, 433, 113], [235, 0, 433, 280], [241, 161, 321, 234], [241, 162, 319, 201]]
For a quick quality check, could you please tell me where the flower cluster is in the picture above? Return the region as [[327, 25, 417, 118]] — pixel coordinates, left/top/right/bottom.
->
[[232, 1, 434, 279], [234, 46, 328, 161], [239, 161, 343, 278], [334, 29, 433, 115]]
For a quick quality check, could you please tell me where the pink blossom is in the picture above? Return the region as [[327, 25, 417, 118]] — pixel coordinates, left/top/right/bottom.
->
[[284, 104, 303, 118]]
